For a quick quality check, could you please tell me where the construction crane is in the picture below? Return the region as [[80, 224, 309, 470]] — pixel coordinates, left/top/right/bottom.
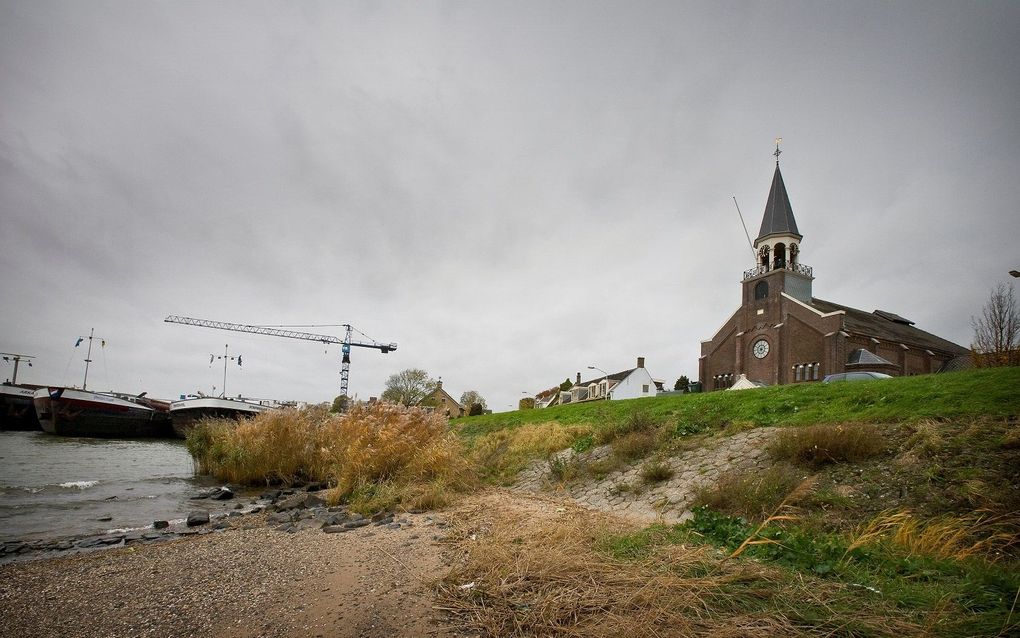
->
[[164, 315, 396, 399]]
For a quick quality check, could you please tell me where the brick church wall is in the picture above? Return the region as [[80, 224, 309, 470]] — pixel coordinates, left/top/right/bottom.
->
[[782, 314, 827, 383]]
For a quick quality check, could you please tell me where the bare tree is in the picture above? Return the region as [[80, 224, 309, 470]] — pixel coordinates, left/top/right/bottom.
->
[[971, 282, 1019, 367], [459, 390, 487, 413], [381, 368, 437, 406]]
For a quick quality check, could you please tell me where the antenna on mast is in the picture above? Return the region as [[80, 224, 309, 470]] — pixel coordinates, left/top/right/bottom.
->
[[733, 197, 756, 263]]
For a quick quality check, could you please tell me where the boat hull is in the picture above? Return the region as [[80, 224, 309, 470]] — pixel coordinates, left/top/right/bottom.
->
[[170, 397, 275, 439], [33, 387, 174, 439], [0, 384, 42, 431]]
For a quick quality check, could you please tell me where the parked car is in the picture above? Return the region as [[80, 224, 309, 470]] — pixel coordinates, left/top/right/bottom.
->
[[822, 371, 893, 383]]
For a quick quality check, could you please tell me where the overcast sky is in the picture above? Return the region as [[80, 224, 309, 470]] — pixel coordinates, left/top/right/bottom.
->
[[2, 1, 1018, 411]]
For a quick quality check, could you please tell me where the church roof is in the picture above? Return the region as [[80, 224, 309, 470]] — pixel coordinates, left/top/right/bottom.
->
[[756, 164, 801, 241], [810, 298, 969, 356], [847, 348, 896, 367]]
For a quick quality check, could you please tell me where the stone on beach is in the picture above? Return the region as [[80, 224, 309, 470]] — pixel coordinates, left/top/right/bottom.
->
[[210, 487, 234, 500], [186, 512, 210, 527]]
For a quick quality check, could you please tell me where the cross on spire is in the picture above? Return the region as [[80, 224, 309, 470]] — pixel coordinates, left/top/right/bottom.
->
[[773, 137, 782, 164]]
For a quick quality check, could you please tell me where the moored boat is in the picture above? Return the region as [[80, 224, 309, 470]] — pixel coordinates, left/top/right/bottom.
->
[[169, 395, 277, 438], [33, 387, 174, 438], [0, 383, 42, 430]]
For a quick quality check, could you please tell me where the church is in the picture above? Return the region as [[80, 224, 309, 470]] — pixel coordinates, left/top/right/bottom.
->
[[699, 151, 969, 390]]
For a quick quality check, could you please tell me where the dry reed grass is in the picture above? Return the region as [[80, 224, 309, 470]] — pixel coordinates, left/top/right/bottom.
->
[[469, 422, 591, 483], [769, 423, 886, 467], [693, 464, 805, 521], [436, 493, 919, 637], [187, 402, 474, 511], [611, 430, 658, 461], [845, 509, 1019, 563]]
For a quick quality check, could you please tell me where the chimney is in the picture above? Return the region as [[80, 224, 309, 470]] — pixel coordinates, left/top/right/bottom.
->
[[436, 379, 443, 389], [637, 356, 645, 368], [576, 372, 581, 384]]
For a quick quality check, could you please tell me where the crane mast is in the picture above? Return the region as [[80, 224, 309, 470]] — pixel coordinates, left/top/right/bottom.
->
[[164, 315, 396, 399]]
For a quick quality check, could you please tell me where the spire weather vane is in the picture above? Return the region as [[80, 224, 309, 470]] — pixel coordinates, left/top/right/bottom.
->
[[774, 137, 783, 163]]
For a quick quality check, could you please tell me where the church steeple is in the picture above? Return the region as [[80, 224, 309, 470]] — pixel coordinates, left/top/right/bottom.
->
[[755, 164, 801, 243], [743, 142, 813, 303]]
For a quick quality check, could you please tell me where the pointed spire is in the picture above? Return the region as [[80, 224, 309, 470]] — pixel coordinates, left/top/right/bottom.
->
[[756, 163, 801, 242]]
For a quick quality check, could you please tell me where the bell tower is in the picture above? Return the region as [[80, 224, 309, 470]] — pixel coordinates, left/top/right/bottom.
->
[[742, 140, 813, 306]]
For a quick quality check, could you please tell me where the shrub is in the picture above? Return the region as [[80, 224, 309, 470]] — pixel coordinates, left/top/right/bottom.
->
[[612, 430, 658, 461], [597, 410, 658, 445], [693, 464, 805, 521], [571, 434, 595, 454], [639, 460, 675, 484], [768, 423, 886, 467], [548, 454, 582, 483]]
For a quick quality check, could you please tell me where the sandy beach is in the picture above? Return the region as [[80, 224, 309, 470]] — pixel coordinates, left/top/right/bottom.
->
[[0, 507, 467, 638]]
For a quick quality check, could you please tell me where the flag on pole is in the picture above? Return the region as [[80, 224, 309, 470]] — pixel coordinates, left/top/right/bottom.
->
[[237, 355, 242, 367], [75, 337, 83, 347]]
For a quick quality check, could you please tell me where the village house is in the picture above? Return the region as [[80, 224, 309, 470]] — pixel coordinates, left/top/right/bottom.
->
[[422, 380, 465, 418], [534, 357, 661, 407], [699, 154, 969, 390]]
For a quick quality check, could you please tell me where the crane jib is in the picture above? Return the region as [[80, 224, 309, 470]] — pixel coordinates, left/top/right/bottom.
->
[[163, 316, 396, 352], [163, 315, 397, 399]]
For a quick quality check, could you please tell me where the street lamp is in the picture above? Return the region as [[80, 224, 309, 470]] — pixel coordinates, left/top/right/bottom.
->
[[587, 365, 610, 400]]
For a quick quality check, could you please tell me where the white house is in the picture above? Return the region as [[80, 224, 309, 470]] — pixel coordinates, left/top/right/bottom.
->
[[542, 357, 659, 406]]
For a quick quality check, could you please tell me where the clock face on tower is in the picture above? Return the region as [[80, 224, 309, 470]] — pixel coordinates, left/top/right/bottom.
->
[[752, 339, 770, 359]]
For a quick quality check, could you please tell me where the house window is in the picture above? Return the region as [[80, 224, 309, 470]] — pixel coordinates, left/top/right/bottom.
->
[[642, 384, 649, 393]]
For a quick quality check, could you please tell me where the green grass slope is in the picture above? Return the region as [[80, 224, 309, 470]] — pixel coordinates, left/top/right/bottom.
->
[[456, 367, 1020, 441]]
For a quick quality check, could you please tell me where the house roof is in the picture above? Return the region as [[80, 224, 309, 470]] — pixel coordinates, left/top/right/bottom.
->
[[427, 385, 463, 408], [756, 164, 801, 242], [535, 387, 560, 400], [810, 298, 969, 355], [577, 367, 637, 387]]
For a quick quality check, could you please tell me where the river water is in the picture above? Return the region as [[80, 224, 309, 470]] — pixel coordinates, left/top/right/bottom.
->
[[0, 431, 243, 542]]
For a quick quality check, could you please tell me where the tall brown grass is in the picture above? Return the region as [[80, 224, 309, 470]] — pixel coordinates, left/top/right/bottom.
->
[[467, 422, 591, 484], [436, 494, 920, 637], [693, 464, 805, 520], [187, 402, 474, 512], [845, 509, 1019, 563], [768, 423, 886, 467]]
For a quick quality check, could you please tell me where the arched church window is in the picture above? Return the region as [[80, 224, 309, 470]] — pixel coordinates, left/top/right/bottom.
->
[[759, 245, 770, 269], [774, 243, 787, 269], [754, 280, 769, 300]]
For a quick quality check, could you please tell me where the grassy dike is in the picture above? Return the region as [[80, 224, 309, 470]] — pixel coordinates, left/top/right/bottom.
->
[[185, 368, 1020, 636], [445, 367, 1020, 637]]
